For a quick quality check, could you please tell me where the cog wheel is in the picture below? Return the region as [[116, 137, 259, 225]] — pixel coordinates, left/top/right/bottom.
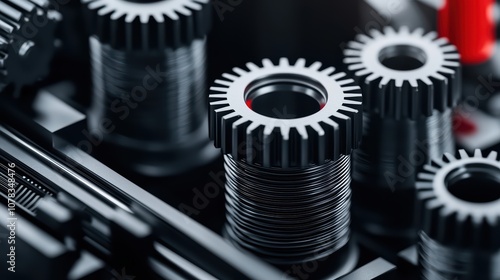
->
[[416, 149, 500, 250], [209, 58, 363, 168], [82, 0, 211, 50], [0, 0, 58, 92], [344, 26, 461, 120]]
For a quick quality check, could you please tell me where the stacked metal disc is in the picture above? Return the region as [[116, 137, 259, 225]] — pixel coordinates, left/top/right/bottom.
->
[[209, 58, 362, 264], [82, 0, 217, 176], [416, 149, 500, 280], [0, 0, 58, 94], [344, 26, 461, 240]]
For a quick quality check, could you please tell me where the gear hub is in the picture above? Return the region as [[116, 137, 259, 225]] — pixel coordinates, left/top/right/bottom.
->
[[209, 58, 362, 265]]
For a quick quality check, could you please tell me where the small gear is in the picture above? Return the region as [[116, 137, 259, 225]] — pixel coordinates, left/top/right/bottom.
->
[[0, 0, 58, 91], [209, 58, 362, 168], [344, 26, 461, 120], [416, 149, 500, 250], [81, 0, 211, 50]]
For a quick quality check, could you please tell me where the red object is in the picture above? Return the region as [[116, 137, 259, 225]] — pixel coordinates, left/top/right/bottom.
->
[[453, 113, 477, 136], [246, 99, 253, 109], [438, 0, 495, 64]]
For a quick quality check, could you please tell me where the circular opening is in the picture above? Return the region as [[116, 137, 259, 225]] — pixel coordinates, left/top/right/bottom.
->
[[245, 74, 327, 119], [379, 44, 427, 71], [445, 164, 500, 203]]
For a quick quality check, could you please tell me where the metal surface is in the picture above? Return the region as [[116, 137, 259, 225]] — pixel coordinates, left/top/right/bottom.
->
[[0, 0, 58, 93], [83, 0, 218, 176], [209, 58, 362, 266], [416, 149, 500, 280], [344, 26, 460, 242]]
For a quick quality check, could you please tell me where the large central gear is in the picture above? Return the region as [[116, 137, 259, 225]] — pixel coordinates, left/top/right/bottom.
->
[[82, 0, 211, 50], [344, 26, 461, 120], [416, 149, 500, 250], [209, 58, 363, 168]]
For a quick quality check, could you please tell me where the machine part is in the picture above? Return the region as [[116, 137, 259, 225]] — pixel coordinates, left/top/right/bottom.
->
[[416, 149, 500, 280], [344, 26, 461, 120], [344, 26, 460, 242], [83, 0, 218, 176], [82, 0, 211, 50], [209, 58, 362, 265], [0, 0, 58, 93], [439, 0, 495, 64]]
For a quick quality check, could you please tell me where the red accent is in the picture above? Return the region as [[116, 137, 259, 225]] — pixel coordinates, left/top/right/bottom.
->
[[319, 103, 326, 110], [246, 99, 253, 109], [438, 0, 495, 64], [453, 113, 477, 136]]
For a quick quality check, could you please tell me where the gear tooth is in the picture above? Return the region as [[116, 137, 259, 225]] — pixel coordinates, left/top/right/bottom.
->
[[412, 27, 425, 36], [416, 182, 434, 191], [487, 150, 498, 160], [245, 122, 261, 164], [279, 57, 290, 66], [383, 25, 396, 35], [443, 152, 456, 162], [214, 79, 232, 87], [221, 113, 241, 153], [399, 25, 410, 34], [310, 123, 326, 164], [423, 31, 438, 40], [262, 125, 275, 167], [294, 58, 306, 68], [356, 33, 372, 43], [330, 72, 346, 81], [343, 49, 361, 57], [309, 61, 322, 71], [246, 62, 259, 71], [296, 126, 309, 167], [262, 58, 273, 68], [232, 67, 247, 76], [369, 28, 383, 38], [231, 118, 250, 161], [322, 66, 336, 76], [347, 40, 364, 50], [458, 149, 470, 159], [222, 73, 238, 81], [210, 86, 229, 93], [443, 53, 461, 60], [440, 44, 458, 53], [474, 149, 483, 158]]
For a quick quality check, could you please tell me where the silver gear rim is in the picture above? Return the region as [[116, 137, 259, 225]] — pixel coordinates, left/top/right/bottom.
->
[[82, 0, 210, 50], [344, 26, 461, 120], [209, 57, 362, 168], [416, 149, 500, 249]]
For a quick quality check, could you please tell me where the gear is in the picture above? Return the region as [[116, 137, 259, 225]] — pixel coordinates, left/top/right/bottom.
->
[[416, 149, 500, 250], [209, 57, 363, 168], [0, 0, 58, 91], [344, 26, 461, 120], [81, 0, 211, 50]]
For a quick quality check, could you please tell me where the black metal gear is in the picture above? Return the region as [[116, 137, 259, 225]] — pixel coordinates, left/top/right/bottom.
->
[[416, 149, 500, 250], [344, 26, 461, 120], [209, 57, 363, 168], [81, 0, 211, 50], [0, 0, 58, 91]]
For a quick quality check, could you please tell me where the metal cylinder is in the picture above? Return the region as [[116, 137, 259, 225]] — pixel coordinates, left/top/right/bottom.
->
[[82, 0, 217, 176], [344, 26, 461, 242], [224, 154, 351, 264], [416, 149, 500, 280], [209, 57, 363, 265]]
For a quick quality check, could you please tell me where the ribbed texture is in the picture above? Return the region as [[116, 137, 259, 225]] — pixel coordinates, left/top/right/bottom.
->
[[224, 154, 351, 265], [353, 109, 454, 188], [439, 0, 495, 64], [89, 37, 207, 150], [419, 231, 500, 280]]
